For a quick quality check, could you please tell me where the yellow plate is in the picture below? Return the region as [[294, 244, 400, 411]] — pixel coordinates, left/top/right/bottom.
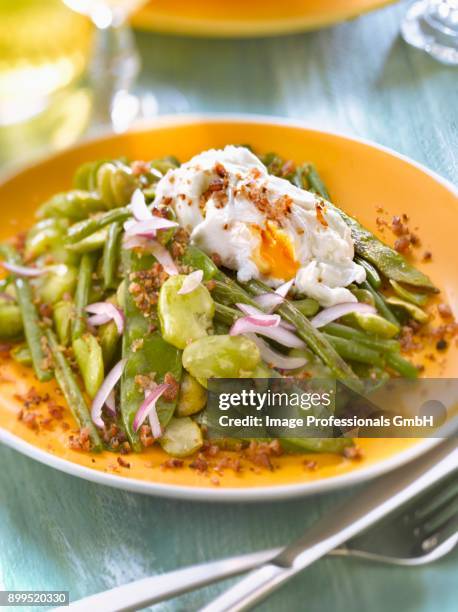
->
[[0, 116, 456, 501], [132, 0, 397, 38]]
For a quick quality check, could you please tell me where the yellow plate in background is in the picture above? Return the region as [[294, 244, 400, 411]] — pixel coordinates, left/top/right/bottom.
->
[[0, 115, 456, 501], [131, 0, 397, 37]]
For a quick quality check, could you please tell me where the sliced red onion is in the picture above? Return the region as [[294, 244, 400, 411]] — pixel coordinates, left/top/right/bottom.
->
[[105, 390, 116, 416], [247, 334, 308, 370], [124, 217, 178, 239], [91, 359, 126, 428], [2, 262, 47, 277], [178, 270, 204, 295], [254, 279, 295, 313], [311, 302, 376, 328], [0, 291, 15, 302], [236, 303, 295, 331], [86, 302, 125, 334], [129, 189, 152, 221], [230, 316, 304, 348], [149, 241, 179, 276], [123, 235, 149, 250], [133, 383, 169, 435]]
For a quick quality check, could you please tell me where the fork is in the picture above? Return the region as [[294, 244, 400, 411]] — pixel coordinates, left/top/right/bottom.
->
[[62, 471, 457, 612]]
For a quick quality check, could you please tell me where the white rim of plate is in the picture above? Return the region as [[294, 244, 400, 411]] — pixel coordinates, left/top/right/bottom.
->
[[0, 114, 456, 502]]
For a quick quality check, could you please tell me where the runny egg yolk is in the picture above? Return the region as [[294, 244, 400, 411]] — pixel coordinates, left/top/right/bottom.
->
[[252, 222, 299, 281]]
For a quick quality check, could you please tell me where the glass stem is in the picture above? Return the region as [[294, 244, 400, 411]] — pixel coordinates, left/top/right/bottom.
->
[[89, 22, 140, 126]]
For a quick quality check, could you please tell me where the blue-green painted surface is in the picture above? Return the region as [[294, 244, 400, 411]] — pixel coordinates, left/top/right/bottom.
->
[[0, 1, 457, 610]]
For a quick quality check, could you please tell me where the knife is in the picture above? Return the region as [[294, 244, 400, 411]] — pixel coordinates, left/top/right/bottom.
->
[[201, 438, 458, 612]]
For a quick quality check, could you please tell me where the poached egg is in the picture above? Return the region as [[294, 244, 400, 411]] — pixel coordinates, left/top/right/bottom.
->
[[153, 146, 365, 306]]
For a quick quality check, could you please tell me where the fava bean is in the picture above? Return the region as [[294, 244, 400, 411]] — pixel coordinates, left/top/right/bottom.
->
[[73, 333, 105, 398], [36, 264, 78, 304], [37, 190, 107, 220], [176, 374, 207, 417], [53, 300, 73, 346], [0, 304, 23, 339], [160, 417, 203, 457], [97, 161, 138, 208]]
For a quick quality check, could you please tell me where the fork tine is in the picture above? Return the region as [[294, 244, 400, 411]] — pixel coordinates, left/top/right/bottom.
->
[[420, 496, 458, 534], [407, 473, 458, 522], [416, 513, 458, 555]]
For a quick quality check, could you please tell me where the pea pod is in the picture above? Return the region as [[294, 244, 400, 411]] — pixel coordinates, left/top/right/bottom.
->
[[46, 329, 102, 450], [182, 335, 260, 384], [386, 297, 430, 323], [176, 374, 207, 417], [73, 333, 105, 399], [0, 244, 52, 381], [121, 250, 182, 451], [158, 274, 215, 350], [37, 190, 107, 220], [389, 280, 428, 307]]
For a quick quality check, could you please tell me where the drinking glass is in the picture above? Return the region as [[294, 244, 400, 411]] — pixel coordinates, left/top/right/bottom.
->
[[402, 0, 458, 65], [63, 0, 188, 131]]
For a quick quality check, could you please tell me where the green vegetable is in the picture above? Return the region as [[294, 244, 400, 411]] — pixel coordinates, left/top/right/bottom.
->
[[302, 163, 330, 200], [37, 190, 107, 220], [342, 312, 400, 339], [291, 298, 320, 317], [386, 296, 430, 323], [385, 351, 419, 378], [361, 281, 400, 326], [349, 287, 375, 306], [11, 344, 32, 366], [281, 438, 353, 454], [183, 335, 260, 384], [96, 161, 138, 208], [214, 302, 240, 327], [158, 274, 215, 350], [176, 374, 207, 417], [53, 300, 73, 346], [182, 245, 221, 281], [121, 250, 182, 450], [0, 303, 23, 339], [67, 206, 130, 244], [323, 334, 384, 367], [160, 417, 203, 457], [98, 320, 120, 369], [73, 159, 109, 190], [0, 244, 52, 381], [72, 253, 96, 341], [73, 334, 104, 399], [66, 230, 108, 254], [46, 329, 102, 450], [389, 280, 428, 307], [354, 256, 381, 289], [102, 222, 121, 289], [25, 218, 69, 261], [323, 322, 399, 353], [36, 264, 78, 304]]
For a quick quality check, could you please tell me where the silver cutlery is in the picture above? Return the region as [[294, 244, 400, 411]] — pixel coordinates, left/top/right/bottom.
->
[[61, 439, 457, 612]]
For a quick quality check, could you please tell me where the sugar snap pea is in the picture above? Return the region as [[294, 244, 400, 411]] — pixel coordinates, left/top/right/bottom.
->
[[67, 207, 130, 244], [121, 250, 182, 450], [102, 222, 122, 290], [37, 190, 107, 220], [72, 253, 96, 341], [46, 329, 103, 450], [0, 244, 52, 381]]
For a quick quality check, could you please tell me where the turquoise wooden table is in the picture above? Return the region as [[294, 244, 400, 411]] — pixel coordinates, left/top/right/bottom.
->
[[0, 1, 457, 610]]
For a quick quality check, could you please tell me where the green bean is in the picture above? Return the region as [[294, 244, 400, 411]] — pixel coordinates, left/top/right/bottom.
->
[[323, 322, 400, 353], [0, 303, 23, 339], [0, 244, 52, 381], [11, 344, 32, 366], [385, 351, 419, 379], [302, 163, 331, 200], [291, 298, 320, 317], [389, 280, 428, 307], [244, 279, 363, 389], [66, 207, 130, 244], [323, 333, 385, 367], [66, 229, 108, 254], [361, 281, 400, 326], [181, 245, 222, 281], [73, 333, 104, 399], [280, 438, 353, 454], [354, 256, 381, 289], [121, 250, 182, 451], [37, 190, 107, 220], [72, 253, 96, 341], [46, 329, 103, 450], [53, 300, 73, 346], [214, 302, 240, 326], [349, 287, 375, 306], [102, 222, 121, 289]]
